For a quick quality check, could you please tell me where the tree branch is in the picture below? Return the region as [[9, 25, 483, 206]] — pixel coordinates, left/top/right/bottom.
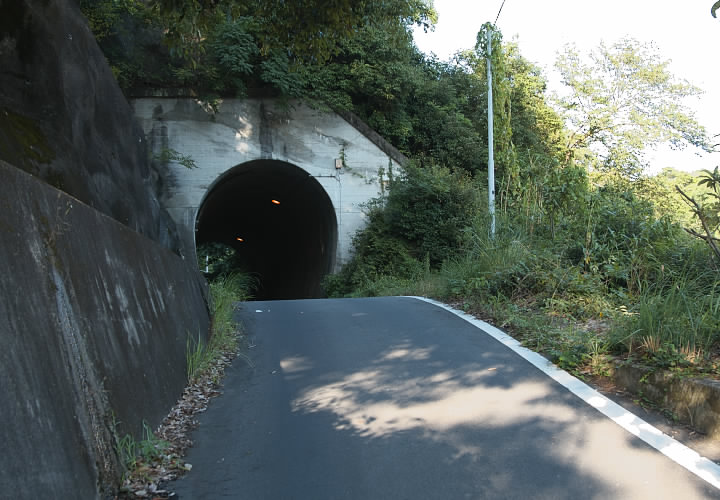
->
[[683, 226, 720, 242], [676, 185, 720, 260]]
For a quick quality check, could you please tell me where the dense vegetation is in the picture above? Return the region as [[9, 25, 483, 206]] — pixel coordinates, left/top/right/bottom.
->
[[83, 1, 720, 375]]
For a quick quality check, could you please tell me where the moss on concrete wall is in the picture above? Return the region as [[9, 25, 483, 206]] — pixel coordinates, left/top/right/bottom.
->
[[0, 107, 55, 173], [0, 0, 182, 252]]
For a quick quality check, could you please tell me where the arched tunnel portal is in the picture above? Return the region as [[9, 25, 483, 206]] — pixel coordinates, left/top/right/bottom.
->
[[195, 160, 338, 300]]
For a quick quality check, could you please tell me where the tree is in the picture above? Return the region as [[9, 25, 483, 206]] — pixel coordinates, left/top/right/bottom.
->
[[555, 38, 712, 178], [82, 0, 436, 98], [676, 167, 720, 261], [295, 19, 488, 171], [504, 43, 566, 167], [143, 0, 435, 64], [473, 24, 517, 188], [496, 41, 578, 220]]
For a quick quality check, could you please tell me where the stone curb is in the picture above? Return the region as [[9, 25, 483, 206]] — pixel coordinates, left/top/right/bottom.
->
[[610, 362, 720, 439]]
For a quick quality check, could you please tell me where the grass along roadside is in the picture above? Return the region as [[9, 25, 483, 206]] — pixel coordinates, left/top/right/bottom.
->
[[335, 265, 720, 383], [186, 273, 255, 383], [332, 254, 720, 444], [324, 163, 720, 382], [328, 206, 720, 381], [116, 273, 253, 499]]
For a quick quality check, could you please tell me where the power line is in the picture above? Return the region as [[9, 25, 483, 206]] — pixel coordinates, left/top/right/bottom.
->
[[494, 0, 508, 25]]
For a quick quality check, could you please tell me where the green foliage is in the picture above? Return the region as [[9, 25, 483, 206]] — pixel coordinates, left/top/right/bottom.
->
[[323, 207, 425, 297], [116, 420, 170, 472], [494, 43, 582, 223], [674, 166, 720, 261], [544, 331, 613, 375], [205, 18, 259, 95], [185, 332, 206, 382], [384, 163, 480, 265], [636, 169, 702, 228], [187, 273, 253, 382], [443, 213, 612, 320], [610, 273, 720, 363], [501, 153, 588, 237], [694, 167, 720, 233], [242, 0, 434, 64], [209, 272, 254, 317], [197, 242, 254, 281], [299, 22, 489, 171], [79, 0, 145, 41], [324, 163, 478, 296], [441, 215, 534, 298], [83, 0, 435, 100], [154, 148, 197, 169], [116, 433, 138, 470], [555, 38, 711, 177], [578, 184, 667, 282], [504, 43, 567, 165]]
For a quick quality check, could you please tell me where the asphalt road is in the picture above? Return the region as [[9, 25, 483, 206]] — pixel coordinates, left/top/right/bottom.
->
[[171, 297, 720, 499]]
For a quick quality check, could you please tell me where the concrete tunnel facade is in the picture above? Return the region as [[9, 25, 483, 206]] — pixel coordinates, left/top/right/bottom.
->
[[132, 97, 406, 299]]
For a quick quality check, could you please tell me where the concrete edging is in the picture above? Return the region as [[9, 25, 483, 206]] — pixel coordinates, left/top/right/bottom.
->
[[611, 362, 720, 439]]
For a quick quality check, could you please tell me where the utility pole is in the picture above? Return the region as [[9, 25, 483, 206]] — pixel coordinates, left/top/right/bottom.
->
[[486, 24, 496, 238]]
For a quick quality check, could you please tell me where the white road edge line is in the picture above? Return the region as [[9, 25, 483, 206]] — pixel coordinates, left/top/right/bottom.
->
[[407, 296, 720, 490]]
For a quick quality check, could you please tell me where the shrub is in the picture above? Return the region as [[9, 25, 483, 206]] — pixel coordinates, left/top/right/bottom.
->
[[383, 162, 481, 266], [323, 207, 424, 297], [325, 162, 479, 296]]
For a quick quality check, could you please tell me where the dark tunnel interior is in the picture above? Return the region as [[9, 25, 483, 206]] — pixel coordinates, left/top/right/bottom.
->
[[195, 160, 337, 300]]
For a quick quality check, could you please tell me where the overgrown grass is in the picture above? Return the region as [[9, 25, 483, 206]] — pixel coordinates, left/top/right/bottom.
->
[[114, 417, 177, 487], [117, 421, 171, 470], [324, 163, 720, 376], [186, 272, 255, 382], [328, 212, 720, 376], [610, 274, 720, 367]]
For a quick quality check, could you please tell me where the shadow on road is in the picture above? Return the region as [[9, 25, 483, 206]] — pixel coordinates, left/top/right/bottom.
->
[[172, 297, 718, 499]]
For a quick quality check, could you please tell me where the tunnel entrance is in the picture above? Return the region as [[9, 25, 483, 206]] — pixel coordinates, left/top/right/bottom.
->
[[195, 160, 337, 300]]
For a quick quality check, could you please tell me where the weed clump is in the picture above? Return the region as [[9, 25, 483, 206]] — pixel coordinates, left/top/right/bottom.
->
[[187, 272, 255, 382]]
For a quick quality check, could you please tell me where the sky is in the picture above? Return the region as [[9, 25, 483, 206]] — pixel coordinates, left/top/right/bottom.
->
[[412, 0, 720, 174]]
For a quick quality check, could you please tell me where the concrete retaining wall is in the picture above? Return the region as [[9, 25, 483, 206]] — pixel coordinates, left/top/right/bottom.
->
[[0, 161, 210, 498], [0, 0, 181, 252], [613, 362, 720, 439]]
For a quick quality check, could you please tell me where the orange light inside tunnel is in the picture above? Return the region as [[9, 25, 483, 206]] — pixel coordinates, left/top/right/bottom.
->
[[271, 199, 281, 205], [236, 237, 244, 242]]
